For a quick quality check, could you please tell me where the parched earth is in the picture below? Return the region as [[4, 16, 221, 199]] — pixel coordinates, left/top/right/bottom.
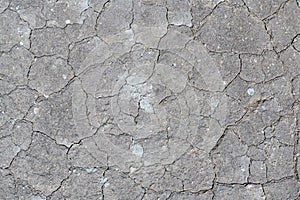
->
[[0, 0, 300, 199]]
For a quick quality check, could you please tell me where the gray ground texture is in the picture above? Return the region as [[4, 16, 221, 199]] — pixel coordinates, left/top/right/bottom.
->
[[0, 0, 300, 199]]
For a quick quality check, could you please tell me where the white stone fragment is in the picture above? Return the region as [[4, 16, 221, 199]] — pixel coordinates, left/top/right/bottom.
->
[[247, 87, 255, 96], [140, 99, 154, 113], [130, 143, 144, 157], [32, 195, 46, 200], [33, 107, 40, 115], [86, 168, 98, 173], [99, 177, 108, 184]]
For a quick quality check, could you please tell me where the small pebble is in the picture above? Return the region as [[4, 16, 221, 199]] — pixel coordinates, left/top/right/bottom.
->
[[247, 87, 255, 96], [130, 143, 143, 157]]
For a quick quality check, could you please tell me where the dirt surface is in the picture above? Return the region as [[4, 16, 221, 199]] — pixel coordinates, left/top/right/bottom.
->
[[0, 0, 300, 199]]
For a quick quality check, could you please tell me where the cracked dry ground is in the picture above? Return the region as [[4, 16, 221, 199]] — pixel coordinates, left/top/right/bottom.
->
[[0, 0, 300, 200]]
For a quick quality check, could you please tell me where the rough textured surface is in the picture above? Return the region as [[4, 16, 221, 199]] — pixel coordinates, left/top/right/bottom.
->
[[1, 0, 300, 199]]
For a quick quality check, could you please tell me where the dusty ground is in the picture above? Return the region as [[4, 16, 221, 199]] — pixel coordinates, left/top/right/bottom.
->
[[0, 0, 300, 199]]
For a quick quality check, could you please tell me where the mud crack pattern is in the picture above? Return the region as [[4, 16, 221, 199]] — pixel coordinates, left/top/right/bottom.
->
[[0, 0, 300, 199]]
